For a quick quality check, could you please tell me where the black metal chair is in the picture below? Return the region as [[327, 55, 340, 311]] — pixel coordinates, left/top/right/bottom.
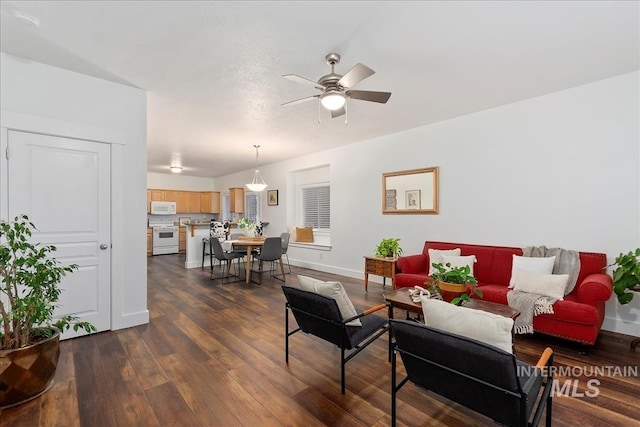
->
[[282, 286, 388, 394], [390, 319, 553, 427], [209, 237, 244, 283], [253, 237, 286, 284], [280, 232, 291, 274]]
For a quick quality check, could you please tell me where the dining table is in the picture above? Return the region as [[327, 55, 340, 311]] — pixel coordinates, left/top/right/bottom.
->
[[222, 236, 266, 283]]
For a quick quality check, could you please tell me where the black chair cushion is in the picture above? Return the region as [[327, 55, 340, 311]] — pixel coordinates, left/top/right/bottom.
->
[[346, 314, 387, 349]]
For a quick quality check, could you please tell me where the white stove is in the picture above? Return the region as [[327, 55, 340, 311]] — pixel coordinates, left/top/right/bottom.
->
[[149, 219, 179, 255]]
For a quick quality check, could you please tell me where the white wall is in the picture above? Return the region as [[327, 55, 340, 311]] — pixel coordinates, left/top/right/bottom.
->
[[215, 71, 640, 335], [147, 172, 214, 191], [0, 53, 149, 331]]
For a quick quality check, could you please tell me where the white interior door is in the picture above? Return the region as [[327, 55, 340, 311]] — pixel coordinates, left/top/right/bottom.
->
[[7, 130, 111, 337]]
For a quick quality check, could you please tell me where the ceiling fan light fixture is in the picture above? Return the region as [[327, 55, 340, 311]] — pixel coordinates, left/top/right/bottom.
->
[[170, 166, 183, 173], [245, 145, 267, 192], [320, 91, 346, 111]]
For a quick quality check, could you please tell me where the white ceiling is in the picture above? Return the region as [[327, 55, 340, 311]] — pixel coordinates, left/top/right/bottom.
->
[[1, 1, 638, 178]]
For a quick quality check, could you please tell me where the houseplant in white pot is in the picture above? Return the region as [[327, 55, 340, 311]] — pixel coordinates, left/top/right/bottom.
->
[[0, 215, 95, 408]]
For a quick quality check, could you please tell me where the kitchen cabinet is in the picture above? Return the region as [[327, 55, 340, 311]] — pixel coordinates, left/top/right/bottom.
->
[[147, 228, 152, 256], [150, 190, 165, 202], [187, 191, 201, 213], [210, 191, 220, 213], [200, 192, 212, 213], [179, 227, 186, 253], [148, 189, 221, 214], [175, 191, 188, 213], [229, 187, 244, 213], [199, 191, 221, 214]]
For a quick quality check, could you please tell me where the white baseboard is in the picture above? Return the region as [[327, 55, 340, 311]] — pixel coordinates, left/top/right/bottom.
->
[[602, 316, 640, 337]]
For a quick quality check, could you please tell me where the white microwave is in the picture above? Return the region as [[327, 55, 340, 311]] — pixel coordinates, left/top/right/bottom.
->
[[150, 201, 176, 215]]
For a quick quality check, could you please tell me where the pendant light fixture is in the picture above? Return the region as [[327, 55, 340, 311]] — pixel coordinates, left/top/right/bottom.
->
[[245, 145, 267, 192]]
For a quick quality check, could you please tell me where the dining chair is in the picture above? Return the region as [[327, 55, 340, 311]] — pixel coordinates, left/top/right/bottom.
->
[[280, 232, 291, 274], [202, 220, 224, 268], [253, 237, 286, 284], [209, 237, 244, 283]]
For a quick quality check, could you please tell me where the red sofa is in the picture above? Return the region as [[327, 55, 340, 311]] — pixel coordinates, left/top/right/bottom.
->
[[395, 241, 613, 345]]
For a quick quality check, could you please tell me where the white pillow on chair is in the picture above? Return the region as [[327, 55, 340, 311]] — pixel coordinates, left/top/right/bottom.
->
[[297, 275, 361, 326], [421, 297, 513, 353]]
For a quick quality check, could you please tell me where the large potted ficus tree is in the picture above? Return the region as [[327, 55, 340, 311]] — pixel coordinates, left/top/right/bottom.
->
[[0, 215, 95, 408]]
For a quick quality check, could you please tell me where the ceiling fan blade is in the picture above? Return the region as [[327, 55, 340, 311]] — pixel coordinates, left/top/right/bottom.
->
[[283, 74, 323, 90], [281, 95, 320, 107], [346, 90, 391, 104], [331, 106, 346, 118], [338, 63, 374, 88]]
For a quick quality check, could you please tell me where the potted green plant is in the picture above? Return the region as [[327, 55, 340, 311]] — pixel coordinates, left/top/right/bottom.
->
[[374, 238, 403, 258], [608, 248, 640, 305], [237, 217, 257, 236], [0, 215, 95, 408], [427, 262, 482, 305]]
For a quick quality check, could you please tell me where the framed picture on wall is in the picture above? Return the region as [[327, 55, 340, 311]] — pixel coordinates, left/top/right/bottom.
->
[[405, 190, 421, 210], [267, 189, 279, 206]]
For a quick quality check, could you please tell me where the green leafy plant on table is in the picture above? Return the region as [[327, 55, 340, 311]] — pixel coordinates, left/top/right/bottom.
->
[[427, 262, 482, 305], [608, 248, 640, 305], [375, 238, 403, 258]]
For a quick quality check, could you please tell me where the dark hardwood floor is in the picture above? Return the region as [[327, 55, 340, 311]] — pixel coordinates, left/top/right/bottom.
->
[[1, 254, 639, 426]]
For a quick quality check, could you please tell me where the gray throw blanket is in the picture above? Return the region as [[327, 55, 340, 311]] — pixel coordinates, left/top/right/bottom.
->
[[508, 246, 581, 334]]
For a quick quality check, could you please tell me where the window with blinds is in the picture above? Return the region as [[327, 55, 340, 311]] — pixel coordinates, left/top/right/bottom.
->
[[245, 193, 259, 222], [221, 193, 231, 221], [301, 185, 330, 229]]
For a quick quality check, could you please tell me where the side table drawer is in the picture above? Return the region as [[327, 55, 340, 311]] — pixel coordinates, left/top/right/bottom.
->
[[370, 262, 385, 275]]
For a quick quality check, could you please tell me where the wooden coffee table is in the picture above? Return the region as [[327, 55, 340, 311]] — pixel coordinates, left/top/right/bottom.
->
[[384, 288, 519, 321]]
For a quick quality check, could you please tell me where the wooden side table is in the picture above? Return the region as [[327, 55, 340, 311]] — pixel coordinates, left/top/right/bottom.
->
[[364, 256, 396, 291]]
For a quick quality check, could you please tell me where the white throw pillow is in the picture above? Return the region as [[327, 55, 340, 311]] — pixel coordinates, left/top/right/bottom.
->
[[428, 248, 461, 275], [440, 255, 477, 276], [421, 297, 513, 353], [297, 275, 361, 326], [513, 269, 569, 301], [509, 255, 556, 288]]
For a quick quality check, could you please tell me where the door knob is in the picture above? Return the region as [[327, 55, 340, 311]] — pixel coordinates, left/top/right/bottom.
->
[[100, 244, 109, 250]]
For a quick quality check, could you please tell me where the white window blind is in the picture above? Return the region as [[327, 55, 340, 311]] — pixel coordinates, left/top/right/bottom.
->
[[302, 185, 330, 229], [245, 193, 259, 222], [221, 193, 231, 221]]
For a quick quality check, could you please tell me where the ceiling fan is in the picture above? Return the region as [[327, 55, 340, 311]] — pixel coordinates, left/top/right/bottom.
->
[[282, 53, 391, 120]]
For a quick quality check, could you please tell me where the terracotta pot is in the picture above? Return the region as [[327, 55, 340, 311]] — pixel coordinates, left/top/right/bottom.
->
[[0, 328, 60, 408], [436, 281, 469, 303]]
